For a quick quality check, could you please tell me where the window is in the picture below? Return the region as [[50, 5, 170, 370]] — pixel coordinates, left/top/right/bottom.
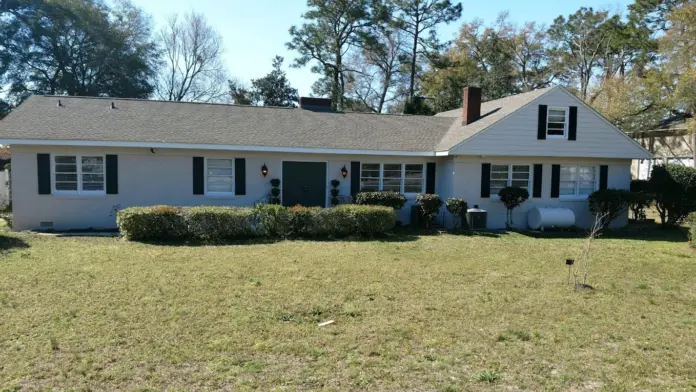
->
[[490, 164, 531, 196], [360, 163, 424, 194], [547, 107, 568, 138], [53, 155, 104, 193], [560, 165, 596, 196], [206, 158, 234, 194]]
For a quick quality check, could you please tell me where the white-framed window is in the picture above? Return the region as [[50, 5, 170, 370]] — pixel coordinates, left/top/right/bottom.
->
[[560, 165, 596, 196], [547, 107, 568, 138], [360, 163, 425, 194], [490, 164, 531, 196], [53, 155, 105, 194], [206, 158, 234, 195]]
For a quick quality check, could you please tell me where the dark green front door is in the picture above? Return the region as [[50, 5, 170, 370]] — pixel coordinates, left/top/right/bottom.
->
[[282, 161, 327, 207]]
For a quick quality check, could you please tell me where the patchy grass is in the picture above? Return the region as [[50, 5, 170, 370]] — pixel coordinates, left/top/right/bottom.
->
[[0, 230, 695, 391]]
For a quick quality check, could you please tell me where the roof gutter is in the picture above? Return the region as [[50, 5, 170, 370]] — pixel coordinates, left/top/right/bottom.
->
[[0, 139, 438, 157]]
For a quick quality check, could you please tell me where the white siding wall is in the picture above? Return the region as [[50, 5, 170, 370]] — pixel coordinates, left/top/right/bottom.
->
[[11, 146, 441, 230], [447, 156, 631, 229], [451, 87, 650, 159]]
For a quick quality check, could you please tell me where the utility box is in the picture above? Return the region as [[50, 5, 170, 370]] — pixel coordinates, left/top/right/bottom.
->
[[466, 207, 487, 230]]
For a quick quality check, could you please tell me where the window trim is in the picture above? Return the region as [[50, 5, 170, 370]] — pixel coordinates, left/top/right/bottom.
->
[[489, 164, 532, 199], [546, 107, 569, 139], [51, 154, 106, 196], [559, 164, 598, 199], [204, 157, 235, 197], [359, 162, 425, 195]]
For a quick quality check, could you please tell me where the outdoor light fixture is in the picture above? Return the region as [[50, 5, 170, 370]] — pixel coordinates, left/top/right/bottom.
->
[[261, 163, 269, 177], [341, 165, 348, 178]]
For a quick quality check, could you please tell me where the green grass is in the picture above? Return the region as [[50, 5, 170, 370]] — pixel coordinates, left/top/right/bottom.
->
[[1, 229, 695, 391]]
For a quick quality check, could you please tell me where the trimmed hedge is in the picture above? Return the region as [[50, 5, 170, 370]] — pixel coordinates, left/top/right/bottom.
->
[[687, 212, 696, 249], [117, 204, 396, 241], [354, 191, 407, 209], [117, 205, 188, 241]]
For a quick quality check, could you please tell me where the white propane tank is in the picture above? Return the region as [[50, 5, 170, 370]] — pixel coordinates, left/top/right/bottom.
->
[[527, 207, 575, 230]]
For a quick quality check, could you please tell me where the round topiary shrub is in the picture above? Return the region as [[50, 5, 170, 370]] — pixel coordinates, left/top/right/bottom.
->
[[498, 187, 529, 228]]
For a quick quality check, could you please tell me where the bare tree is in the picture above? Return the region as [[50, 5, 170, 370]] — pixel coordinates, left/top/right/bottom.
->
[[155, 12, 229, 102], [345, 29, 408, 113]]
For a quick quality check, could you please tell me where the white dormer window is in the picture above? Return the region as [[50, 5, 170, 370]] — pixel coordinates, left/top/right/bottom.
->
[[546, 107, 568, 138]]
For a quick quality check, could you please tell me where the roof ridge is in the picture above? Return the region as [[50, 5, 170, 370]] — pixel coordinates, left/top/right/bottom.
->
[[36, 95, 455, 119], [39, 95, 296, 110]]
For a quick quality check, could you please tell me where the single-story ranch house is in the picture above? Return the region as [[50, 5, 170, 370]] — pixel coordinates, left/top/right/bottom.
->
[[0, 86, 651, 231]]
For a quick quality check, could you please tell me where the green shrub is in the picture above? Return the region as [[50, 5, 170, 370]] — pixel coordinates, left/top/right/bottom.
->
[[288, 206, 336, 237], [588, 189, 632, 227], [186, 207, 256, 240], [254, 204, 291, 237], [445, 198, 468, 229], [687, 212, 696, 249], [117, 205, 188, 241], [498, 187, 529, 228], [649, 164, 696, 225], [354, 191, 407, 210], [415, 194, 443, 228], [117, 204, 396, 241], [335, 204, 396, 236]]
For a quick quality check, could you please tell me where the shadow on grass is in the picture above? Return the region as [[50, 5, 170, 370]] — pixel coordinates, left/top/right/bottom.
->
[[0, 234, 30, 254], [137, 232, 422, 247], [514, 224, 688, 243]]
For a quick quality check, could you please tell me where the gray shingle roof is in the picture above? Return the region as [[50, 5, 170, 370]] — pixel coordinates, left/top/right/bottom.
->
[[0, 88, 555, 153], [434, 87, 554, 151]]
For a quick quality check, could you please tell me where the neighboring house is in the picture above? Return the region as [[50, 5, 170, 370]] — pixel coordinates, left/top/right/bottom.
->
[[0, 86, 650, 231], [631, 115, 695, 180]]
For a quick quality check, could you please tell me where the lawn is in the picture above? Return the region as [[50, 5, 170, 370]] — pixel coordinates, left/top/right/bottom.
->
[[0, 229, 695, 391]]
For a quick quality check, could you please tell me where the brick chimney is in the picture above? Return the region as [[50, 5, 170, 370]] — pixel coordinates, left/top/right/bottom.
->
[[462, 87, 482, 125]]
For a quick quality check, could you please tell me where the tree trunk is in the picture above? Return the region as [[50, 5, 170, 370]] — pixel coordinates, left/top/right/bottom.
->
[[408, 34, 418, 99]]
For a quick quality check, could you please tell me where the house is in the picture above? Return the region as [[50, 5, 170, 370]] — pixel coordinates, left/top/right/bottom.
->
[[0, 86, 651, 231], [631, 114, 695, 179]]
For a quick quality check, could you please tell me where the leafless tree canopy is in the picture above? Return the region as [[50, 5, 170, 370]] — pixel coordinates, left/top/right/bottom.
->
[[155, 12, 229, 102]]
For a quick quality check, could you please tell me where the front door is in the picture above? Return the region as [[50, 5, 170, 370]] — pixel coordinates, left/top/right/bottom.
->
[[282, 161, 327, 207]]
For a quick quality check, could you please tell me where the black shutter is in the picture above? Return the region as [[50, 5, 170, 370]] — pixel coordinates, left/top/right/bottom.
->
[[533, 164, 543, 198], [537, 105, 548, 140], [193, 157, 204, 195], [568, 106, 578, 141], [550, 164, 560, 198], [106, 155, 118, 194], [426, 162, 436, 194], [480, 163, 491, 198], [599, 165, 609, 190], [350, 161, 360, 197], [235, 158, 246, 195], [37, 153, 51, 195]]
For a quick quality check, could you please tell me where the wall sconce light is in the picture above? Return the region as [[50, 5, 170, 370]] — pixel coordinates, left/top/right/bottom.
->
[[341, 165, 348, 178], [261, 163, 269, 177]]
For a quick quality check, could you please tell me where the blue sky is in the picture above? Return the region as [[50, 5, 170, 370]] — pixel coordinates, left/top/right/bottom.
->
[[131, 0, 631, 97]]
